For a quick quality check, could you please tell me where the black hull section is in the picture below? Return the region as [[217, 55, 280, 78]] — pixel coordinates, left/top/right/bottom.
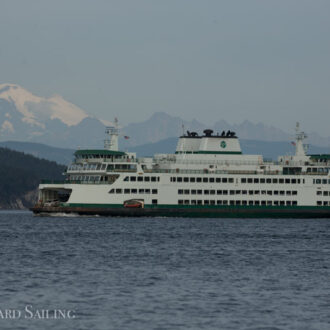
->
[[31, 205, 330, 218]]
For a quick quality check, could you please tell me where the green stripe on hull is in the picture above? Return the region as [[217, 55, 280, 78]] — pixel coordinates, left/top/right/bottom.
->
[[50, 203, 330, 218]]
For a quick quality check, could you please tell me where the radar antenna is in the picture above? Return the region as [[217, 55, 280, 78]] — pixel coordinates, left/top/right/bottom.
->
[[294, 122, 308, 156]]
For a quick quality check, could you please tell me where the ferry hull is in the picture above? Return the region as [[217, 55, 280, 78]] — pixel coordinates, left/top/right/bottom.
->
[[31, 205, 330, 218]]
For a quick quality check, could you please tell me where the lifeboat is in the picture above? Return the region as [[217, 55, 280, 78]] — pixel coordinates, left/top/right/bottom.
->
[[123, 199, 144, 208]]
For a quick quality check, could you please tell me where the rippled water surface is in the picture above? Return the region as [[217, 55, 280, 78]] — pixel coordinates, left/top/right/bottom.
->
[[0, 211, 329, 330]]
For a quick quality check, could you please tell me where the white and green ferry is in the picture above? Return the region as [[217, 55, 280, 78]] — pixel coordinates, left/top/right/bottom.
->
[[32, 122, 330, 218]]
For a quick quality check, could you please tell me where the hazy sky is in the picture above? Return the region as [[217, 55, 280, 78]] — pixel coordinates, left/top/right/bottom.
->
[[1, 0, 330, 135]]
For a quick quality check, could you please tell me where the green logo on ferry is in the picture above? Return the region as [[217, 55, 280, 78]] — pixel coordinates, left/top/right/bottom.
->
[[220, 141, 227, 148]]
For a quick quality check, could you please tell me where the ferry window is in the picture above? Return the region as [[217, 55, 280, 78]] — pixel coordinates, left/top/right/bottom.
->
[[101, 164, 106, 170], [230, 190, 235, 195], [184, 177, 189, 182], [171, 177, 176, 182], [197, 177, 202, 183], [279, 179, 284, 184], [106, 164, 114, 171], [248, 178, 253, 183], [298, 179, 301, 184], [145, 189, 150, 194], [222, 178, 227, 183], [286, 191, 291, 195], [249, 190, 254, 195], [223, 190, 228, 195], [184, 200, 189, 205], [293, 191, 298, 196], [124, 189, 130, 194], [241, 178, 246, 183], [177, 177, 182, 182], [210, 190, 215, 195], [151, 177, 157, 182], [316, 191, 322, 195], [280, 191, 285, 195], [204, 190, 210, 195], [116, 189, 122, 194], [292, 201, 297, 206], [223, 200, 228, 205], [317, 201, 322, 206], [261, 201, 266, 206], [267, 191, 272, 195], [316, 179, 321, 184], [254, 190, 260, 195], [286, 201, 291, 206], [236, 190, 241, 195], [292, 179, 297, 184], [274, 191, 279, 195], [157, 177, 160, 182], [210, 200, 215, 205], [184, 190, 189, 194], [190, 177, 195, 183], [144, 177, 150, 182], [273, 179, 278, 184], [274, 201, 279, 205], [96, 164, 101, 170], [152, 189, 158, 194], [138, 177, 143, 182], [178, 189, 183, 194], [217, 190, 222, 195], [139, 189, 144, 194], [204, 200, 209, 205], [248, 201, 254, 206], [267, 201, 272, 206], [255, 201, 260, 205], [280, 201, 285, 206], [203, 178, 208, 183], [152, 199, 158, 204], [285, 179, 290, 184], [131, 189, 137, 193], [261, 191, 266, 195], [178, 200, 183, 205], [236, 201, 241, 205], [228, 178, 234, 183], [324, 191, 329, 196], [242, 190, 247, 195], [323, 201, 329, 206], [210, 178, 215, 183], [322, 179, 327, 184], [267, 179, 271, 184], [260, 179, 265, 184], [191, 190, 196, 195], [124, 176, 129, 181], [197, 200, 202, 205], [216, 178, 221, 183], [217, 200, 222, 205], [230, 200, 235, 205], [254, 178, 259, 183], [109, 189, 114, 194], [242, 201, 247, 205], [191, 200, 197, 205], [130, 176, 136, 182]]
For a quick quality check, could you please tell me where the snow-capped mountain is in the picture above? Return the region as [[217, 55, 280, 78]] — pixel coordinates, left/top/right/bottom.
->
[[0, 83, 112, 148]]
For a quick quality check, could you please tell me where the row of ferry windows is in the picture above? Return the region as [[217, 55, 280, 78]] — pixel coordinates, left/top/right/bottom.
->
[[313, 179, 330, 185], [124, 176, 160, 182], [171, 177, 304, 184], [178, 200, 298, 206], [109, 188, 158, 194], [316, 191, 330, 196], [178, 189, 298, 196], [317, 201, 330, 206]]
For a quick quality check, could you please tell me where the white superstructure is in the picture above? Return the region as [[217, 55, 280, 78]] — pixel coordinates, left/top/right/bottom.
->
[[34, 122, 330, 217]]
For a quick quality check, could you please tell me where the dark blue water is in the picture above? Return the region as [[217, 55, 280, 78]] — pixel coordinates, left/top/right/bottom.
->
[[0, 211, 329, 330]]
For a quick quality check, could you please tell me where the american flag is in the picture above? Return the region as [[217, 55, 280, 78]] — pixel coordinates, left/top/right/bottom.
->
[[291, 141, 296, 146], [124, 136, 130, 140]]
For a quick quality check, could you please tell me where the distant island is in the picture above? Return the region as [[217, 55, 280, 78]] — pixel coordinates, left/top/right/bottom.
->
[[0, 147, 65, 209]]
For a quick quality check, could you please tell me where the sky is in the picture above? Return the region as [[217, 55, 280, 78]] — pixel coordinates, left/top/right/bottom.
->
[[1, 0, 330, 135]]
